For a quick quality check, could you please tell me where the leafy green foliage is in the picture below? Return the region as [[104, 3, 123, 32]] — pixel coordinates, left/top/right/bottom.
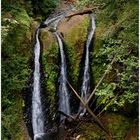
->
[[32, 0, 60, 18], [2, 2, 32, 139], [2, 0, 60, 138], [92, 0, 138, 113]]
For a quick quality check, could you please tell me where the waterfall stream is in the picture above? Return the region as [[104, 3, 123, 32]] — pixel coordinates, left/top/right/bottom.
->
[[32, 28, 46, 140], [79, 14, 96, 116], [31, 10, 95, 139], [55, 32, 70, 122], [31, 12, 72, 139]]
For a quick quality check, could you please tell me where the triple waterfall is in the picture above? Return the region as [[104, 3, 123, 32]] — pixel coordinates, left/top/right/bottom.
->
[[31, 13, 96, 139]]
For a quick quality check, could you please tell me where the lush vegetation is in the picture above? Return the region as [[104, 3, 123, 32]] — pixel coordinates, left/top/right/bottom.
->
[[2, 0, 59, 19], [2, 7, 32, 140], [2, 0, 138, 139], [91, 0, 138, 115], [2, 0, 59, 139], [76, 113, 138, 139]]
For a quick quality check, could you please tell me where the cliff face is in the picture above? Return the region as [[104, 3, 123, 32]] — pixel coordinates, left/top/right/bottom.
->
[[2, 0, 138, 139], [39, 13, 89, 125]]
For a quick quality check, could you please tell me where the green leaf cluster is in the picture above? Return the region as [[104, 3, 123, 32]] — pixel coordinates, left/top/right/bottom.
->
[[2, 2, 32, 139], [91, 0, 138, 113]]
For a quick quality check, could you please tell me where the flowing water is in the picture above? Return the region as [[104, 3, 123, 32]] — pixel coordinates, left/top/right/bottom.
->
[[31, 9, 95, 139], [31, 11, 73, 139], [79, 14, 96, 116], [43, 14, 65, 30], [32, 28, 46, 139], [42, 8, 74, 30], [55, 32, 70, 122]]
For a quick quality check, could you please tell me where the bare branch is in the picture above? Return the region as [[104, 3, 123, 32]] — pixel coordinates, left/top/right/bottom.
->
[[86, 56, 116, 104], [76, 56, 116, 118], [58, 111, 75, 120], [66, 8, 93, 19], [66, 80, 109, 134]]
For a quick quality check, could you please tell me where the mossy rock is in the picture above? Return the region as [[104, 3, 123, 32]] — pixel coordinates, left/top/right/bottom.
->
[[40, 28, 57, 52], [75, 113, 138, 140], [58, 14, 90, 86], [40, 28, 59, 115]]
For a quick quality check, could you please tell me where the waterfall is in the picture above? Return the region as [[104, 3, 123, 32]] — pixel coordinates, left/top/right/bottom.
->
[[42, 8, 74, 30], [44, 14, 65, 28], [31, 12, 73, 139], [79, 14, 96, 116], [31, 10, 95, 139], [55, 32, 70, 122], [32, 28, 46, 139]]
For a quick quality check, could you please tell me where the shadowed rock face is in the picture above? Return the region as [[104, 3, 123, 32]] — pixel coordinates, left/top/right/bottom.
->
[[58, 15, 88, 35]]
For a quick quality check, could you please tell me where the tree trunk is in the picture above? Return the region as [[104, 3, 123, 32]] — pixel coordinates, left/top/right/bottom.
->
[[66, 8, 93, 18]]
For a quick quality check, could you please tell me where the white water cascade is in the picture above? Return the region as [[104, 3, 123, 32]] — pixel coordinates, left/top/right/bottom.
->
[[79, 14, 96, 116], [32, 28, 45, 140], [55, 32, 70, 122]]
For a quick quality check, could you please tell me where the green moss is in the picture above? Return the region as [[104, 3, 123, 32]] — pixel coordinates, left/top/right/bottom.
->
[[14, 9, 31, 27], [40, 29, 56, 52], [42, 35, 59, 114], [2, 6, 33, 139], [106, 113, 133, 139], [77, 113, 138, 140], [64, 16, 90, 87]]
